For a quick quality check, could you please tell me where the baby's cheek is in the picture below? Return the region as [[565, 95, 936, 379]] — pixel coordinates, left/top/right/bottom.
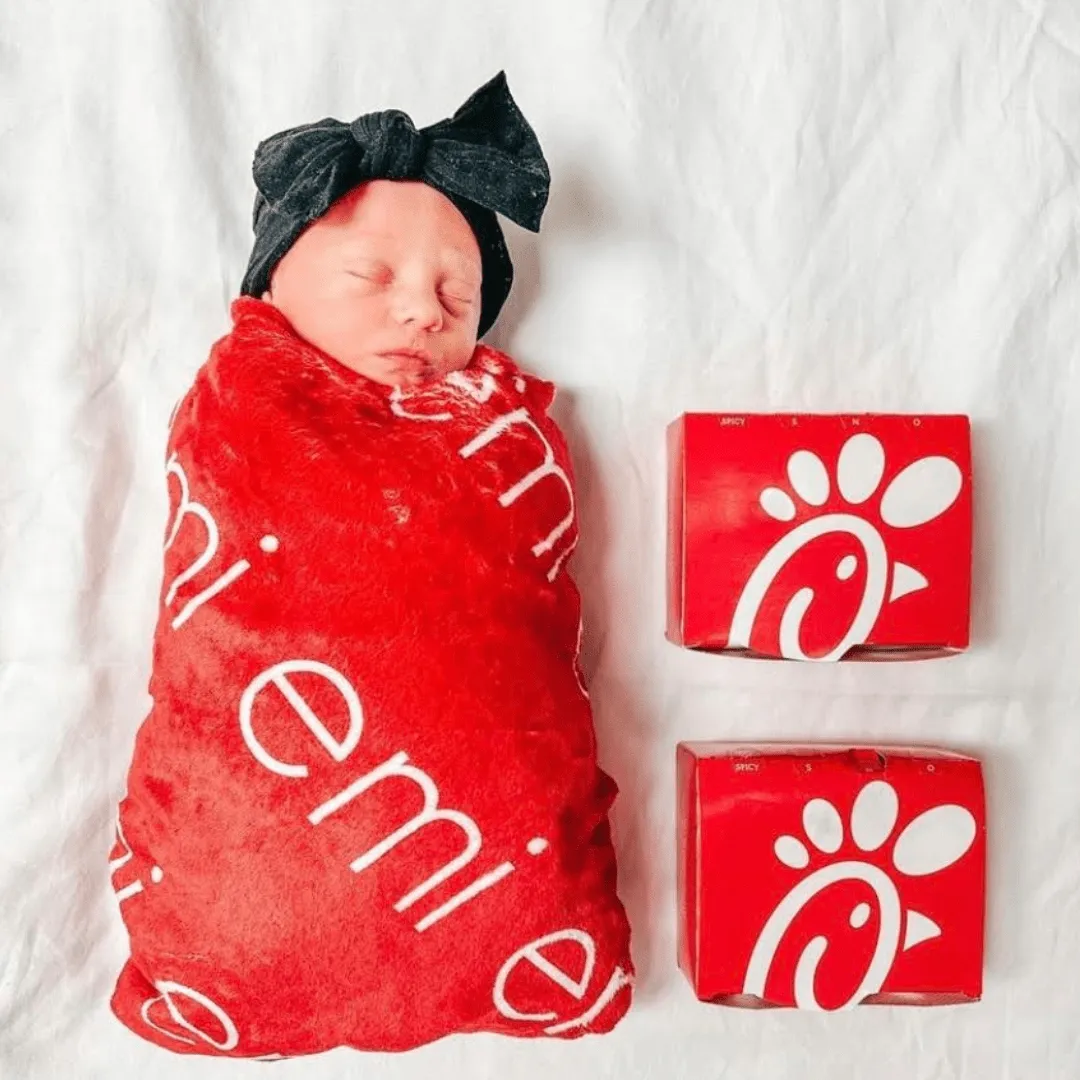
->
[[438, 351, 473, 378], [441, 330, 479, 374]]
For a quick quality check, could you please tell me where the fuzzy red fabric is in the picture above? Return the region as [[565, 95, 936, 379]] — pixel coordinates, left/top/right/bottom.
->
[[108, 298, 633, 1058]]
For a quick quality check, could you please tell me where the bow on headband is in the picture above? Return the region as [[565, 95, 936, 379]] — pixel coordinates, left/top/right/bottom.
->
[[241, 71, 550, 336]]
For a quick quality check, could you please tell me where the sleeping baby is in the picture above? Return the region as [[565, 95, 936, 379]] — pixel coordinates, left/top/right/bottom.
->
[[107, 72, 633, 1058]]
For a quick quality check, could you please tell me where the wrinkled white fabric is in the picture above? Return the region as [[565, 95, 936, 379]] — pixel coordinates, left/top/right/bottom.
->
[[2, 1, 1079, 1077]]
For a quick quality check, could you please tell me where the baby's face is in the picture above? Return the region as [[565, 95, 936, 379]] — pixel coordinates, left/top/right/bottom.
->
[[265, 180, 483, 388]]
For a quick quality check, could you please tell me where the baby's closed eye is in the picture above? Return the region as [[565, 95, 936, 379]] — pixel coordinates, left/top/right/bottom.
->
[[345, 259, 393, 285], [439, 281, 477, 312]]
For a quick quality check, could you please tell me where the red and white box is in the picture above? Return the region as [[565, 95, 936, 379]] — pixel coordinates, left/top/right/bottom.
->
[[667, 414, 973, 660], [677, 743, 986, 1010]]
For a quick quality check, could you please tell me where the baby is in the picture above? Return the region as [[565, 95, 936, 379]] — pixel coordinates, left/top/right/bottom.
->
[[239, 68, 542, 386], [261, 179, 483, 389], [108, 73, 632, 1059]]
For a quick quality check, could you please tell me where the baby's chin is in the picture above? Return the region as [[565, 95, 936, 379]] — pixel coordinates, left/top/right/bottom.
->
[[335, 352, 473, 390]]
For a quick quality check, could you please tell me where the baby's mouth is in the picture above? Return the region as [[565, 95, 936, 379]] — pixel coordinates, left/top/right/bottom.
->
[[381, 350, 436, 386]]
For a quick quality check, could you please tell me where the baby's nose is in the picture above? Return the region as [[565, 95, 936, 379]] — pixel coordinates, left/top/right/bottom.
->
[[392, 287, 443, 331]]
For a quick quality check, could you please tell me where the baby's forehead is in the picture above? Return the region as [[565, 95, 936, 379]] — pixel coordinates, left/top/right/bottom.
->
[[319, 186, 465, 256], [337, 229, 480, 276]]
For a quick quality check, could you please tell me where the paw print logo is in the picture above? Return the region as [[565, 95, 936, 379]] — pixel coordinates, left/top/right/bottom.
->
[[728, 433, 963, 660], [743, 780, 977, 1010]]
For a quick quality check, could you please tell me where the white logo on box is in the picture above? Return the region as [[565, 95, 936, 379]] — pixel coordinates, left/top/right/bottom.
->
[[743, 779, 977, 1010], [729, 434, 963, 660]]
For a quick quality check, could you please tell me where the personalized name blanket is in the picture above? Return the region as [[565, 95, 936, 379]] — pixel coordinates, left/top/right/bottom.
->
[[108, 298, 633, 1058]]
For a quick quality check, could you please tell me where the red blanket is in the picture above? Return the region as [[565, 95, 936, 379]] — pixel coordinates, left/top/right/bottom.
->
[[108, 298, 633, 1057]]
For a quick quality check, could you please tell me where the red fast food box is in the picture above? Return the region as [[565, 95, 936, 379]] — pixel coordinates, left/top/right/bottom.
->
[[677, 743, 986, 1010], [666, 414, 973, 660]]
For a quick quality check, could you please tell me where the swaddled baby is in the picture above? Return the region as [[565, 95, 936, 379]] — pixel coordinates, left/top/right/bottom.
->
[[107, 73, 633, 1058]]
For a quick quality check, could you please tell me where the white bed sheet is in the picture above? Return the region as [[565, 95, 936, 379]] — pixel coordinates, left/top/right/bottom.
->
[[2, 1, 1079, 1077]]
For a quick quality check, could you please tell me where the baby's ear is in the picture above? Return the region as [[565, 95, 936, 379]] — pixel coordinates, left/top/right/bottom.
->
[[261, 290, 272, 302]]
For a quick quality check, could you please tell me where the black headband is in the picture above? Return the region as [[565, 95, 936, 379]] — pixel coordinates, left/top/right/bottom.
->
[[240, 71, 550, 337]]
